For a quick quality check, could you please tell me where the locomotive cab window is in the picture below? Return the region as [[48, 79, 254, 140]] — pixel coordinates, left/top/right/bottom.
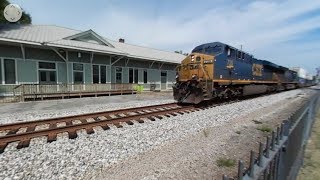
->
[[227, 49, 231, 57], [225, 46, 232, 57], [204, 45, 222, 54], [237, 51, 241, 59]]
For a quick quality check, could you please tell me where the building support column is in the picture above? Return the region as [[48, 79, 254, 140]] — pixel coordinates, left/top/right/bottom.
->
[[149, 61, 155, 68], [20, 44, 25, 61]]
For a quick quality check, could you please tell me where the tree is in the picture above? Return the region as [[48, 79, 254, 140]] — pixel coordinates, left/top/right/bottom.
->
[[0, 0, 32, 24], [174, 50, 189, 56]]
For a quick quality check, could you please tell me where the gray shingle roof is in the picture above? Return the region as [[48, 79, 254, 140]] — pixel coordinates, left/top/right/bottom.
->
[[0, 24, 185, 64]]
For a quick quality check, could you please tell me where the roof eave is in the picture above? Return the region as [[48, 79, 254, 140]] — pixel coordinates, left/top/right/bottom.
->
[[46, 43, 128, 56], [126, 54, 180, 64]]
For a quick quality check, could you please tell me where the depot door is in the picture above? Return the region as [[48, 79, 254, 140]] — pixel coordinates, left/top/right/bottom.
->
[[161, 71, 167, 90]]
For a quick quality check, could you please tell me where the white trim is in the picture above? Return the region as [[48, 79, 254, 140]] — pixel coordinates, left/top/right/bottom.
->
[[128, 67, 132, 83], [125, 58, 130, 67], [0, 38, 41, 46], [149, 61, 155, 68], [50, 47, 67, 62], [90, 52, 94, 63], [66, 51, 69, 84], [15, 59, 18, 84], [159, 62, 164, 70], [56, 62, 59, 84], [111, 56, 125, 66], [46, 43, 126, 56], [0, 58, 4, 84], [20, 44, 25, 60], [0, 55, 177, 71], [36, 61, 39, 84], [63, 29, 115, 48], [71, 62, 74, 84]]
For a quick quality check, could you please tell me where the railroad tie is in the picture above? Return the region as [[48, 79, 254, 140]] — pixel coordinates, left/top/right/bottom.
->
[[147, 117, 156, 121], [16, 125, 36, 149], [0, 143, 7, 153], [68, 130, 78, 139], [6, 128, 20, 135], [47, 124, 57, 142], [85, 127, 95, 134], [100, 124, 110, 130], [155, 115, 163, 119]]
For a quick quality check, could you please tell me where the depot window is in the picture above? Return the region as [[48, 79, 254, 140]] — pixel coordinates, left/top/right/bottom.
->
[[92, 65, 107, 84], [115, 67, 122, 83], [73, 63, 84, 84], [38, 62, 56, 84], [143, 70, 148, 84], [3, 59, 16, 84]]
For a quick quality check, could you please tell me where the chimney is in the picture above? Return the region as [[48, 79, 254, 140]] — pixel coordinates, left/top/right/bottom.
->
[[119, 38, 125, 43]]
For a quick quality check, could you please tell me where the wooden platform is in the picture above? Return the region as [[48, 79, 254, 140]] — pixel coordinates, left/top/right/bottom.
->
[[23, 90, 136, 101]]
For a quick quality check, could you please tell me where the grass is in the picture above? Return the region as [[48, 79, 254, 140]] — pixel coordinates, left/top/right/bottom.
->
[[257, 125, 272, 133], [216, 158, 236, 168], [297, 109, 320, 180]]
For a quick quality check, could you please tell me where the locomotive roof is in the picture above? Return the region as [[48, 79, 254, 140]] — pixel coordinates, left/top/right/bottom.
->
[[194, 42, 289, 72]]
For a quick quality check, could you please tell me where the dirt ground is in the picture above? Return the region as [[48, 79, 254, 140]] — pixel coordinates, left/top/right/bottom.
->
[[297, 105, 320, 180], [82, 90, 316, 180]]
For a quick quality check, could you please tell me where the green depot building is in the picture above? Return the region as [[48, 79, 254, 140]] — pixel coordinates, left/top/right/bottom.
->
[[0, 25, 185, 100]]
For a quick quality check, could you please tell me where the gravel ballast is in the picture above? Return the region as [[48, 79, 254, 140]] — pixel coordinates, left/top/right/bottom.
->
[[0, 93, 174, 124], [0, 89, 316, 179]]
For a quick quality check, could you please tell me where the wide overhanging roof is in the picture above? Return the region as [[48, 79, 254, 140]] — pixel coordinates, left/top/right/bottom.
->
[[0, 24, 185, 64]]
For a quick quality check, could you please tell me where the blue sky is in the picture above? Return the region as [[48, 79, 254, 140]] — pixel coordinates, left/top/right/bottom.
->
[[10, 0, 320, 74]]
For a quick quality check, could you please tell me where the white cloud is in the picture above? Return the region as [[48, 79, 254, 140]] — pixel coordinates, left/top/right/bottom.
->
[[30, 0, 320, 73]]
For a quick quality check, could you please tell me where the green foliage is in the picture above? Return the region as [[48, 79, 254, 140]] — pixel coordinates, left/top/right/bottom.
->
[[257, 125, 272, 133], [133, 84, 144, 93], [0, 0, 32, 24], [216, 158, 236, 167]]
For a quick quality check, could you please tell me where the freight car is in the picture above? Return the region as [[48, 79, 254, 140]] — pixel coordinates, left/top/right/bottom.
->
[[173, 42, 304, 104]]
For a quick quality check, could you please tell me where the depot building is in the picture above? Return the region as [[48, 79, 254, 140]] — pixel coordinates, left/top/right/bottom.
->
[[0, 25, 185, 97]]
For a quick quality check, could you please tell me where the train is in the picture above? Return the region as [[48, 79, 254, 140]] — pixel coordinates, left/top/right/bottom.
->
[[173, 42, 315, 104]]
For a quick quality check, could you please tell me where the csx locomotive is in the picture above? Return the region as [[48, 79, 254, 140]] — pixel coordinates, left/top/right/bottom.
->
[[173, 42, 305, 104]]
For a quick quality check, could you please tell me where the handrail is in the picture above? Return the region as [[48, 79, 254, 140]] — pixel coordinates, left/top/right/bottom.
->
[[13, 84, 23, 90]]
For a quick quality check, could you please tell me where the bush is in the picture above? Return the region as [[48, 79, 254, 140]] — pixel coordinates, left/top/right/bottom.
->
[[216, 158, 236, 167]]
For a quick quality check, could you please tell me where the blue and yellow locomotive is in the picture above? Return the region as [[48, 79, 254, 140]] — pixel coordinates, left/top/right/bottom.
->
[[173, 42, 300, 104]]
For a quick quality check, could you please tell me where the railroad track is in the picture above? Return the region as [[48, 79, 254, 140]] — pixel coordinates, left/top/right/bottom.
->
[[0, 102, 207, 153]]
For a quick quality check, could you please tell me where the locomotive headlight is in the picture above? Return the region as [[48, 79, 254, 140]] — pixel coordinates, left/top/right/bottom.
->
[[191, 55, 195, 62]]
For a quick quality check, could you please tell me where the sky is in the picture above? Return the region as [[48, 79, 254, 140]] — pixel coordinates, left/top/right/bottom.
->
[[10, 0, 320, 74]]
